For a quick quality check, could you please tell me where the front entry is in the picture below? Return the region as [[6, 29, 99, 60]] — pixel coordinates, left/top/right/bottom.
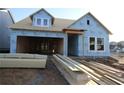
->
[[68, 34, 79, 56]]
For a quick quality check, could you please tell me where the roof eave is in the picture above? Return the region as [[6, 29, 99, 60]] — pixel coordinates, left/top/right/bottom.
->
[[30, 8, 54, 20]]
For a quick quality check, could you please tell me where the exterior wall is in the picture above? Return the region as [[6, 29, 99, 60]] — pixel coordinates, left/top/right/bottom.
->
[[10, 10, 110, 57], [32, 11, 52, 27], [78, 34, 83, 56], [0, 10, 14, 52], [69, 14, 110, 56], [10, 30, 68, 56]]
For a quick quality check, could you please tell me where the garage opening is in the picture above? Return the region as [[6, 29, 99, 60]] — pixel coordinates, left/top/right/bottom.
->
[[17, 36, 64, 55], [68, 34, 79, 56]]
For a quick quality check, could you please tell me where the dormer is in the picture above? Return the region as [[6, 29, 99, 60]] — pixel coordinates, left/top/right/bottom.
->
[[30, 8, 54, 27]]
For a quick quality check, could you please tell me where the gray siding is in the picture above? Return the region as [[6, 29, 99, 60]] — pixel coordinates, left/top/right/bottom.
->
[[69, 14, 110, 56], [10, 30, 68, 56], [0, 10, 14, 51]]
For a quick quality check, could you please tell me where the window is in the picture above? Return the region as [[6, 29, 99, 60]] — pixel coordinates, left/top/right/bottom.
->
[[37, 18, 41, 25], [35, 18, 49, 26], [87, 20, 90, 25], [89, 37, 105, 51], [43, 19, 48, 26], [89, 37, 95, 50], [97, 38, 104, 51]]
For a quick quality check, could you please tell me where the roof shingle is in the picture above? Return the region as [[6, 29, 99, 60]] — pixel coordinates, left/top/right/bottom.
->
[[9, 17, 75, 32]]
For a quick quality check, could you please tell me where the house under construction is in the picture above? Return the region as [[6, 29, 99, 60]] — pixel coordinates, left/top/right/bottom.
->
[[9, 8, 112, 56]]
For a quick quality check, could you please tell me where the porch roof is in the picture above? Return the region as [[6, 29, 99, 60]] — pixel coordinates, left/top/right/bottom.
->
[[63, 28, 85, 34]]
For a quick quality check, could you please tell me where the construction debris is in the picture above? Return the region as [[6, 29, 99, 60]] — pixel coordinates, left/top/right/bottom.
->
[[53, 55, 91, 85], [53, 54, 124, 85]]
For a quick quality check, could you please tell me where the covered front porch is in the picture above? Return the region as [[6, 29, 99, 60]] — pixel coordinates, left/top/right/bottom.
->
[[63, 28, 84, 56]]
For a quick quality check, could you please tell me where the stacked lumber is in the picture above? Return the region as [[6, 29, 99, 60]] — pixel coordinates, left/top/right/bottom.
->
[[0, 53, 47, 68], [53, 55, 92, 85], [73, 57, 124, 85], [54, 55, 124, 85]]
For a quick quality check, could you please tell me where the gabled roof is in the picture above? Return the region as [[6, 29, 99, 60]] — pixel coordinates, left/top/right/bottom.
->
[[8, 10, 15, 24], [68, 12, 112, 35], [30, 8, 54, 20], [10, 9, 112, 34]]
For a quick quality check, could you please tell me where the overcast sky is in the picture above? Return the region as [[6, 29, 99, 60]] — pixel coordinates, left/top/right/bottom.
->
[[2, 0, 124, 42]]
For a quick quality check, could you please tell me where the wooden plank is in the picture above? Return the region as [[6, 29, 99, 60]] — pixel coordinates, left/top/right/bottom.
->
[[104, 75, 124, 85], [59, 55, 107, 84], [74, 58, 124, 84], [65, 31, 83, 35], [52, 58, 90, 85], [86, 80, 99, 85], [53, 55, 80, 71], [63, 55, 124, 84], [57, 55, 82, 71], [63, 55, 102, 77], [55, 55, 124, 85], [81, 61, 124, 84], [89, 61, 124, 76], [91, 61, 123, 73]]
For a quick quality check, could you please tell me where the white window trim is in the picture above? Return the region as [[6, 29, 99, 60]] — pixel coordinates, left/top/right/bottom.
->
[[36, 18, 42, 26], [96, 38, 105, 52], [43, 18, 49, 27], [34, 17, 49, 27], [88, 36, 96, 52], [88, 36, 105, 52]]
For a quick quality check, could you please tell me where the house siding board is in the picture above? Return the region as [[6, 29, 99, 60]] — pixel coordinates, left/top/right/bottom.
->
[[10, 30, 68, 56], [32, 10, 52, 27], [78, 35, 83, 56], [64, 34, 68, 56], [0, 10, 13, 51], [69, 14, 110, 56]]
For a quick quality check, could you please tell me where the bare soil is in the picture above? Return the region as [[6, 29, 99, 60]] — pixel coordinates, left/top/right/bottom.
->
[[111, 52, 124, 64], [0, 56, 69, 85]]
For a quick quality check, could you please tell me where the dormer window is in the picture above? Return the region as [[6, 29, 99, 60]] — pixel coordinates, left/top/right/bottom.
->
[[35, 18, 49, 27], [31, 9, 54, 27], [43, 19, 48, 26], [37, 18, 41, 25]]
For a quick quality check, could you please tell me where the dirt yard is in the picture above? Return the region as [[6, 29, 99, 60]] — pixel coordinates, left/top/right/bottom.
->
[[0, 56, 69, 85], [111, 52, 124, 64]]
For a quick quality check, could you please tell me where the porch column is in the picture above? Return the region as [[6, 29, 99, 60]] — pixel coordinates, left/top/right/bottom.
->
[[10, 35, 17, 53], [78, 35, 83, 56], [63, 34, 68, 56]]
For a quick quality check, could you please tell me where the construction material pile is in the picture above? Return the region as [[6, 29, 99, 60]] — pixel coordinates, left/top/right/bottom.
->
[[0, 53, 47, 68], [53, 54, 124, 85]]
